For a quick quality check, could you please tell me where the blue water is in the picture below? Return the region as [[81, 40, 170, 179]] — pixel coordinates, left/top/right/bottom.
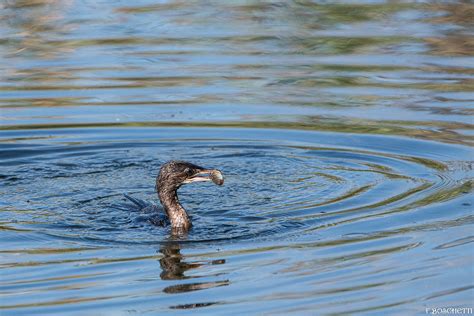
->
[[1, 1, 473, 315]]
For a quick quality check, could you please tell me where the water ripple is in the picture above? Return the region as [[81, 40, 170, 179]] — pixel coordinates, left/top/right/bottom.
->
[[1, 129, 468, 248]]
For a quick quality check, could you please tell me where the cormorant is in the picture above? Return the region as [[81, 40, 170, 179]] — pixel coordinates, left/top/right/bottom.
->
[[125, 160, 224, 234]]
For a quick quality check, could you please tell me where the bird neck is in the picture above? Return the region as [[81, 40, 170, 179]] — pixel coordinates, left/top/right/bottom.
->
[[158, 187, 191, 232]]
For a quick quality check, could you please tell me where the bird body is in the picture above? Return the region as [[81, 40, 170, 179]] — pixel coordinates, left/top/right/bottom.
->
[[125, 161, 224, 235]]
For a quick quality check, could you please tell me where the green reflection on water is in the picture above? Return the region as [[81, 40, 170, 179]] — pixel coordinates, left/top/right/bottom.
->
[[1, 120, 471, 146]]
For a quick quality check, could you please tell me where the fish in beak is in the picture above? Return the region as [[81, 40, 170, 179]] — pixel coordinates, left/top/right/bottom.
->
[[183, 169, 224, 186]]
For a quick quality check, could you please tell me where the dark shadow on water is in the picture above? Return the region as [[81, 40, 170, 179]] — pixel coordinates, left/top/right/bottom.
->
[[158, 241, 228, 310], [170, 302, 221, 310], [159, 241, 228, 290]]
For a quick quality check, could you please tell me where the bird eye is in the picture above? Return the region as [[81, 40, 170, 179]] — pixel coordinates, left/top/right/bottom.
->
[[184, 167, 192, 175]]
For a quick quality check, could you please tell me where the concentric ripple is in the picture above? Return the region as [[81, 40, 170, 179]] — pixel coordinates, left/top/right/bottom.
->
[[1, 128, 473, 315], [1, 128, 470, 246]]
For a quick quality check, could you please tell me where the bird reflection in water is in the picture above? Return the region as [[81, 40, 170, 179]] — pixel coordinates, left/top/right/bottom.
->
[[158, 242, 229, 309]]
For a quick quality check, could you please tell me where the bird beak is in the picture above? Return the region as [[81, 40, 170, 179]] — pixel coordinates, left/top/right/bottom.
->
[[183, 169, 224, 185]]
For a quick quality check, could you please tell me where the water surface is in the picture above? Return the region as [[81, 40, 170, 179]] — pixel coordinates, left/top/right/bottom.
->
[[1, 0, 473, 315]]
